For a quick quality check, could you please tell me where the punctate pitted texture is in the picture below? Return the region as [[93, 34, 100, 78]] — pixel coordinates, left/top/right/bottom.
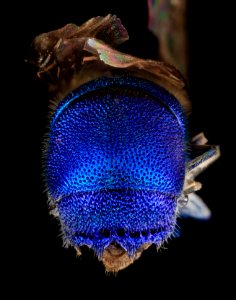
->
[[46, 76, 186, 256], [31, 14, 220, 272]]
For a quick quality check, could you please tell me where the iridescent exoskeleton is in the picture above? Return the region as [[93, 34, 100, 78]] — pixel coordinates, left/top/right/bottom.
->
[[30, 15, 220, 272]]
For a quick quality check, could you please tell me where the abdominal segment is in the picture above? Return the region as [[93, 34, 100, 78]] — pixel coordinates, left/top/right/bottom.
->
[[45, 76, 186, 269]]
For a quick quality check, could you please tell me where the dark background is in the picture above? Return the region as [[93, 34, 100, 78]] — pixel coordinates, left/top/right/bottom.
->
[[9, 0, 231, 297]]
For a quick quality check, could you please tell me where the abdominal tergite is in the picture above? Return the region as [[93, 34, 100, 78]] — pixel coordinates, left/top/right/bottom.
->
[[30, 15, 220, 272]]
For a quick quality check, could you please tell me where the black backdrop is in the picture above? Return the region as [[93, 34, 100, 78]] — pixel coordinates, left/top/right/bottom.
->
[[9, 0, 231, 297]]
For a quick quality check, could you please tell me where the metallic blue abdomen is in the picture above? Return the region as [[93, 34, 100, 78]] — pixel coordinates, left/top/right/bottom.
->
[[46, 76, 186, 255]]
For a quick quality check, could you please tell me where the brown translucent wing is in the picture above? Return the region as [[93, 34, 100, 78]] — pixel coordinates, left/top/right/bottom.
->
[[84, 37, 190, 113], [31, 14, 128, 69]]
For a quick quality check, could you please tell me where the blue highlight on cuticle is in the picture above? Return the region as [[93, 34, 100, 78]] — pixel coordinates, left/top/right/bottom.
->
[[46, 75, 187, 255]]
